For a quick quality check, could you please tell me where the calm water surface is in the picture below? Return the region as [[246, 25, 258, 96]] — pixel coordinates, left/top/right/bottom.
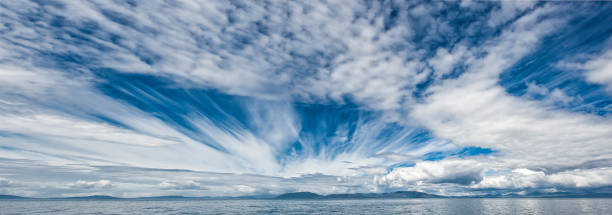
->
[[1, 198, 611, 215]]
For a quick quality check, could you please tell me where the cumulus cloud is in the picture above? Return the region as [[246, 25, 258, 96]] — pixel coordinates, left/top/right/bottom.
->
[[378, 159, 485, 187], [474, 168, 612, 189]]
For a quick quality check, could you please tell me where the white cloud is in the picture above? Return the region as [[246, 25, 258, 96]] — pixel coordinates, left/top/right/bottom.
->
[[525, 82, 575, 106], [351, 166, 388, 175], [488, 0, 537, 27], [68, 180, 113, 189], [0, 0, 610, 197], [234, 185, 256, 193], [0, 1, 448, 180], [0, 113, 181, 147], [377, 159, 485, 187], [474, 168, 612, 189], [159, 180, 206, 190], [428, 46, 468, 79], [0, 177, 14, 187], [0, 158, 389, 197], [0, 60, 445, 180], [410, 5, 612, 176], [0, 0, 442, 110], [583, 48, 612, 94]]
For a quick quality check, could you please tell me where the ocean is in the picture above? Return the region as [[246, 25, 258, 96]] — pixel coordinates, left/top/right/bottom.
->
[[1, 198, 611, 214]]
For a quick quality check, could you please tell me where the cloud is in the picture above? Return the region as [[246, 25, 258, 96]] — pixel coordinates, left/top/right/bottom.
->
[[583, 48, 612, 94], [0, 0, 451, 178], [487, 0, 537, 27], [524, 82, 576, 106], [0, 177, 15, 187], [350, 166, 388, 175], [234, 185, 256, 193], [474, 168, 612, 189], [411, 5, 612, 173], [376, 3, 612, 193], [0, 0, 610, 197], [428, 46, 469, 79], [0, 158, 385, 197], [0, 113, 181, 147], [159, 180, 207, 190], [0, 0, 463, 111], [555, 39, 612, 96], [68, 180, 113, 189], [378, 159, 485, 186]]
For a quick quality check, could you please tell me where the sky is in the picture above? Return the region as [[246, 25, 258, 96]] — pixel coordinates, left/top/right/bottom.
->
[[0, 0, 611, 198]]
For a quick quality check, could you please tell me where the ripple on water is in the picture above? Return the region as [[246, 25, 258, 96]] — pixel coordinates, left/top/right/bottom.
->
[[0, 199, 610, 215]]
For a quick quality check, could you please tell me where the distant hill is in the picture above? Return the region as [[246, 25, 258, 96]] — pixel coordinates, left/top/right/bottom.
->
[[276, 191, 443, 199], [136, 195, 199, 200], [0, 195, 30, 199], [63, 195, 120, 200], [276, 192, 324, 199], [380, 191, 443, 198], [325, 193, 379, 199]]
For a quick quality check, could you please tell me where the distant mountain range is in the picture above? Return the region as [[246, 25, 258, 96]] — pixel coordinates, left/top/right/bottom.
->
[[63, 195, 121, 200], [0, 195, 122, 200], [1, 191, 611, 200], [276, 191, 442, 199]]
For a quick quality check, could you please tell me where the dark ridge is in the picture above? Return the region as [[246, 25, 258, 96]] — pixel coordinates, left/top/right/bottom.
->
[[326, 193, 380, 199], [0, 195, 30, 199], [381, 191, 443, 198], [63, 195, 120, 200], [276, 192, 324, 199], [276, 191, 443, 199]]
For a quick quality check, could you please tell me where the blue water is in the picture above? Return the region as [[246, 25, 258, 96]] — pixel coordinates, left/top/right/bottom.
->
[[1, 199, 610, 214]]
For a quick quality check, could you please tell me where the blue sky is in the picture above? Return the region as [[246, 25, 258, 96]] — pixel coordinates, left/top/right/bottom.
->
[[0, 0, 611, 197]]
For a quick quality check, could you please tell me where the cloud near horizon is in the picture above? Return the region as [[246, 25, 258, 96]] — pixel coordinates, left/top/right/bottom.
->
[[0, 0, 611, 197]]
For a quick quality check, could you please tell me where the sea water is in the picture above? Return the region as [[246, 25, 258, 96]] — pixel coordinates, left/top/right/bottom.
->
[[1, 198, 611, 214]]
